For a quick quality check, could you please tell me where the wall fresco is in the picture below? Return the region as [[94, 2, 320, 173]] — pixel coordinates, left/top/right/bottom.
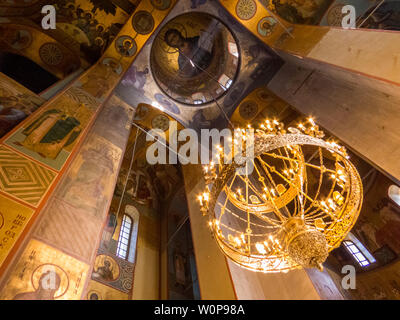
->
[[0, 73, 45, 139], [4, 97, 93, 171], [0, 239, 89, 300], [0, 0, 177, 291], [91, 249, 134, 294], [0, 145, 57, 206], [86, 280, 128, 300], [0, 24, 82, 79], [0, 194, 34, 267]]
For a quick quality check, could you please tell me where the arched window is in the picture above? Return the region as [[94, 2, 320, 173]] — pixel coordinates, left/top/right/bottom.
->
[[389, 185, 400, 207], [116, 205, 140, 263], [116, 215, 132, 260], [343, 233, 376, 267]]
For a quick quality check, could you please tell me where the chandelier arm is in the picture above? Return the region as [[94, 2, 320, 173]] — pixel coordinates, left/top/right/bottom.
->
[[218, 172, 239, 224], [303, 148, 324, 215], [258, 158, 295, 218], [282, 146, 303, 211], [251, 158, 287, 222], [235, 173, 275, 207], [219, 221, 278, 235], [245, 161, 252, 252], [217, 202, 281, 227], [260, 159, 326, 211], [264, 152, 337, 175]]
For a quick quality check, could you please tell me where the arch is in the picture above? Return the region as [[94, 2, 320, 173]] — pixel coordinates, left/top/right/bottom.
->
[[0, 52, 58, 93], [0, 23, 81, 79]]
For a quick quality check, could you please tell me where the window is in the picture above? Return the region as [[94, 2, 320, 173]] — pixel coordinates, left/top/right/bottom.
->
[[116, 215, 132, 260], [343, 241, 370, 267], [389, 185, 400, 207], [343, 233, 376, 267]]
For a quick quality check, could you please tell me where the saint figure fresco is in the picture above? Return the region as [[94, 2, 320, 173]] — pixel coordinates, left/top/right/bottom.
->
[[164, 28, 213, 78], [14, 108, 82, 159], [13, 270, 61, 300]]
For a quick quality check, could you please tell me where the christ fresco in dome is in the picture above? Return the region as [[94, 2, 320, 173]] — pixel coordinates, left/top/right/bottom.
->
[[164, 28, 213, 78]]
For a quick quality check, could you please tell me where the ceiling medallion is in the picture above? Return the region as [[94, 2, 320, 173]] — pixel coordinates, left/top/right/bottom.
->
[[39, 43, 64, 66], [132, 10, 155, 35], [115, 36, 137, 57], [239, 100, 259, 120], [152, 114, 170, 131], [236, 0, 257, 20], [257, 16, 277, 37], [198, 118, 363, 273]]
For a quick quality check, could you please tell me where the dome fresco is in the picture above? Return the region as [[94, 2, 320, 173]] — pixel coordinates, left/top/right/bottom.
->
[[150, 12, 240, 105]]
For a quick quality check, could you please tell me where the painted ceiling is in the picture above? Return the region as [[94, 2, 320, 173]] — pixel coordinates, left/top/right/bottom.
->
[[115, 0, 284, 131]]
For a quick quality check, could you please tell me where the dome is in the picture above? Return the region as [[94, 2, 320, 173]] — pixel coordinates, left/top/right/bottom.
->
[[150, 12, 240, 106]]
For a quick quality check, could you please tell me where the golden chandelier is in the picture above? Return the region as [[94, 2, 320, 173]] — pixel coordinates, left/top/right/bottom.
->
[[198, 118, 363, 273]]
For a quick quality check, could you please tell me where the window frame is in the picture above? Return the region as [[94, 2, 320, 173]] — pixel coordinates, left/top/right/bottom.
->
[[343, 240, 373, 267], [116, 214, 133, 260]]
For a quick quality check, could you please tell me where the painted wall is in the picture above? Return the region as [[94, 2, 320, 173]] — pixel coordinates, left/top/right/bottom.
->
[[0, 72, 45, 138], [0, 95, 133, 299], [0, 1, 177, 299]]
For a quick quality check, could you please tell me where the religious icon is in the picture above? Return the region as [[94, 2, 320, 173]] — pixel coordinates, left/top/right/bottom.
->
[[0, 239, 89, 300], [257, 17, 277, 37], [0, 74, 44, 137], [173, 244, 187, 287], [7, 30, 32, 50], [163, 28, 213, 78], [0, 96, 29, 137], [151, 13, 239, 105], [272, 0, 331, 24], [89, 292, 99, 299], [13, 265, 67, 300], [60, 134, 121, 216], [133, 104, 149, 121], [13, 106, 83, 159], [92, 255, 119, 282], [115, 36, 137, 57], [87, 290, 101, 300]]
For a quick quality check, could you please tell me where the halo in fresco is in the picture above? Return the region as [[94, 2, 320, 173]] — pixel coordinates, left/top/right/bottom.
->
[[87, 289, 103, 300], [115, 35, 137, 57], [8, 30, 32, 50], [151, 13, 240, 105], [257, 16, 277, 37], [134, 104, 150, 120], [31, 264, 69, 299], [92, 254, 120, 282]]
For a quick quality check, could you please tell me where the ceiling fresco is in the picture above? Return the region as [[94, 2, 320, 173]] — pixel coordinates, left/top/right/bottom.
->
[[115, 0, 284, 131], [150, 12, 239, 105], [0, 0, 138, 75]]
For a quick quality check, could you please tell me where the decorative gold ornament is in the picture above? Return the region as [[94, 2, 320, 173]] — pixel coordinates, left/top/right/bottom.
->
[[198, 117, 363, 273]]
